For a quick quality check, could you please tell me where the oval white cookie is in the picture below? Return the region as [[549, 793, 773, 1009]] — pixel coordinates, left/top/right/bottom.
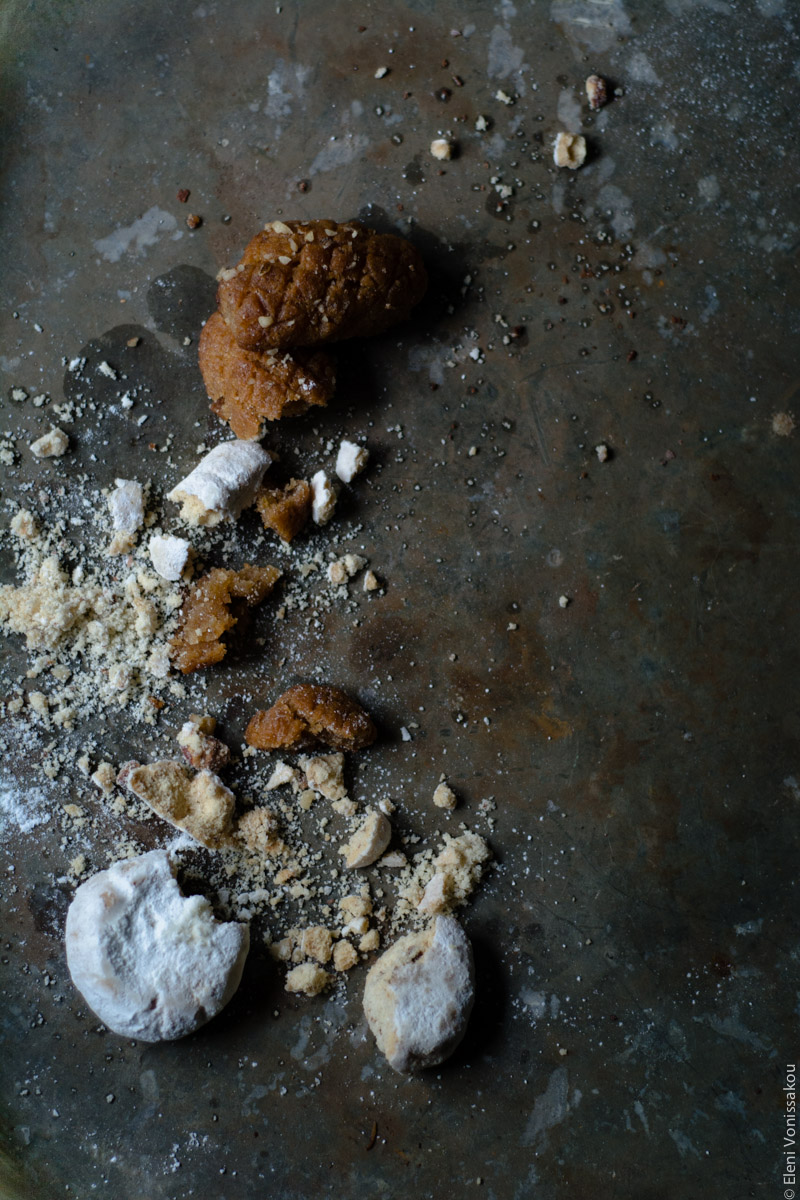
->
[[363, 915, 475, 1072], [65, 849, 249, 1041]]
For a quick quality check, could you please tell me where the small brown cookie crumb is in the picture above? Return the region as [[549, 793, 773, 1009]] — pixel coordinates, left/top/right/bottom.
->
[[245, 683, 377, 752], [170, 564, 281, 674], [255, 479, 312, 542]]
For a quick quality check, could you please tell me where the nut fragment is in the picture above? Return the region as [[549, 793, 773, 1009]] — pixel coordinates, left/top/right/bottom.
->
[[553, 131, 587, 170], [170, 564, 281, 674], [363, 916, 475, 1072], [585, 74, 608, 110], [340, 809, 391, 869], [245, 683, 377, 752], [200, 312, 335, 439], [125, 761, 235, 849], [177, 714, 231, 772], [216, 220, 427, 352]]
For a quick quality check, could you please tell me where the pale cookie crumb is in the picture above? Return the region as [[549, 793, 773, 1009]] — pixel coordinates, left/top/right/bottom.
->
[[236, 807, 286, 858], [418, 871, 453, 915], [430, 138, 454, 161], [339, 894, 372, 919], [298, 789, 316, 811], [327, 553, 367, 586], [125, 761, 235, 850], [433, 780, 457, 810], [335, 439, 369, 483], [359, 929, 380, 953], [300, 752, 347, 800], [559, 594, 570, 609], [332, 797, 358, 817], [374, 66, 389, 79], [299, 925, 333, 964], [595, 442, 609, 462], [91, 762, 117, 795], [108, 480, 144, 536], [333, 940, 359, 971], [266, 762, 302, 791], [363, 570, 380, 592], [340, 809, 392, 869], [553, 131, 587, 169], [285, 962, 330, 996], [30, 427, 69, 458], [10, 510, 38, 540]]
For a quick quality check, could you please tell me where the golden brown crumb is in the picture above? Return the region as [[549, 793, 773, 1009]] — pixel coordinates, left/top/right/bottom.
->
[[235, 807, 286, 858], [255, 479, 312, 542], [217, 220, 427, 351], [245, 683, 377, 752], [200, 312, 335, 438], [170, 564, 281, 674]]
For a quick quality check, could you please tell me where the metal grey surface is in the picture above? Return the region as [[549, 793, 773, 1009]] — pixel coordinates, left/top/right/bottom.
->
[[1, 1, 798, 1196]]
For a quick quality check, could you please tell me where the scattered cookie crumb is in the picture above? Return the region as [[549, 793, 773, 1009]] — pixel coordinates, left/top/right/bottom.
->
[[30, 427, 69, 458], [432, 778, 458, 810], [285, 962, 330, 996], [430, 138, 454, 161], [553, 131, 587, 169]]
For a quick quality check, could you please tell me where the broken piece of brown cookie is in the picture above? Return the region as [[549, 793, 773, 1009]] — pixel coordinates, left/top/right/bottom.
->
[[217, 220, 427, 352], [245, 683, 377, 752], [170, 564, 281, 674], [255, 478, 312, 542], [199, 312, 335, 439]]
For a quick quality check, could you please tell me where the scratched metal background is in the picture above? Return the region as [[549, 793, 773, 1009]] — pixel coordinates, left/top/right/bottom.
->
[[1, 1, 798, 1196]]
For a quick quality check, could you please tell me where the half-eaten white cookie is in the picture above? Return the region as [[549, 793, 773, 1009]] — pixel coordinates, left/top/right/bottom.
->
[[65, 849, 249, 1041], [168, 441, 272, 526], [362, 915, 474, 1072]]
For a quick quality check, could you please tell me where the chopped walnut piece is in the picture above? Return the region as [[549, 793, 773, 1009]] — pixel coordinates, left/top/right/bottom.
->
[[125, 761, 235, 849], [585, 74, 608, 110], [170, 563, 281, 674], [200, 312, 335, 439], [177, 714, 231, 771], [216, 220, 427, 352], [245, 683, 377, 752], [285, 962, 330, 996], [255, 478, 312, 542]]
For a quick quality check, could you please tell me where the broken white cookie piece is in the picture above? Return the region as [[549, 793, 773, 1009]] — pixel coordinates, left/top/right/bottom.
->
[[335, 439, 369, 483], [300, 752, 347, 801], [341, 809, 392, 869], [363, 916, 475, 1072], [168, 441, 272, 526], [265, 761, 302, 792], [417, 872, 453, 916], [30, 427, 69, 459], [149, 534, 191, 581], [107, 479, 145, 554], [177, 714, 231, 772], [553, 131, 587, 169], [285, 962, 330, 997], [310, 470, 337, 525], [125, 761, 235, 849], [65, 849, 249, 1041]]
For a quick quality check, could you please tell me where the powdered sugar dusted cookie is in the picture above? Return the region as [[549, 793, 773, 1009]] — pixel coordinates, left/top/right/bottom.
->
[[363, 915, 474, 1072], [65, 850, 249, 1041], [168, 441, 272, 525]]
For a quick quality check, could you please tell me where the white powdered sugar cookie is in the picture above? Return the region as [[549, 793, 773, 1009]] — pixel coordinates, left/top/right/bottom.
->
[[363, 915, 474, 1072], [168, 441, 272, 525], [65, 849, 249, 1041]]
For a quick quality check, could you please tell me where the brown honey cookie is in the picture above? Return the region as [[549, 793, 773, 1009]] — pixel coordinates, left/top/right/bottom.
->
[[245, 683, 377, 752], [199, 311, 335, 439], [170, 564, 281, 674], [255, 478, 312, 542], [217, 220, 427, 351]]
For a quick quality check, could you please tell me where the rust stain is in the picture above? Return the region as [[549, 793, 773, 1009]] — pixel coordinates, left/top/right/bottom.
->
[[531, 697, 572, 740]]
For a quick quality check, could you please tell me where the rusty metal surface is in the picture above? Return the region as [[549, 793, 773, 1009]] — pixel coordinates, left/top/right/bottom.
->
[[1, 1, 798, 1196]]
